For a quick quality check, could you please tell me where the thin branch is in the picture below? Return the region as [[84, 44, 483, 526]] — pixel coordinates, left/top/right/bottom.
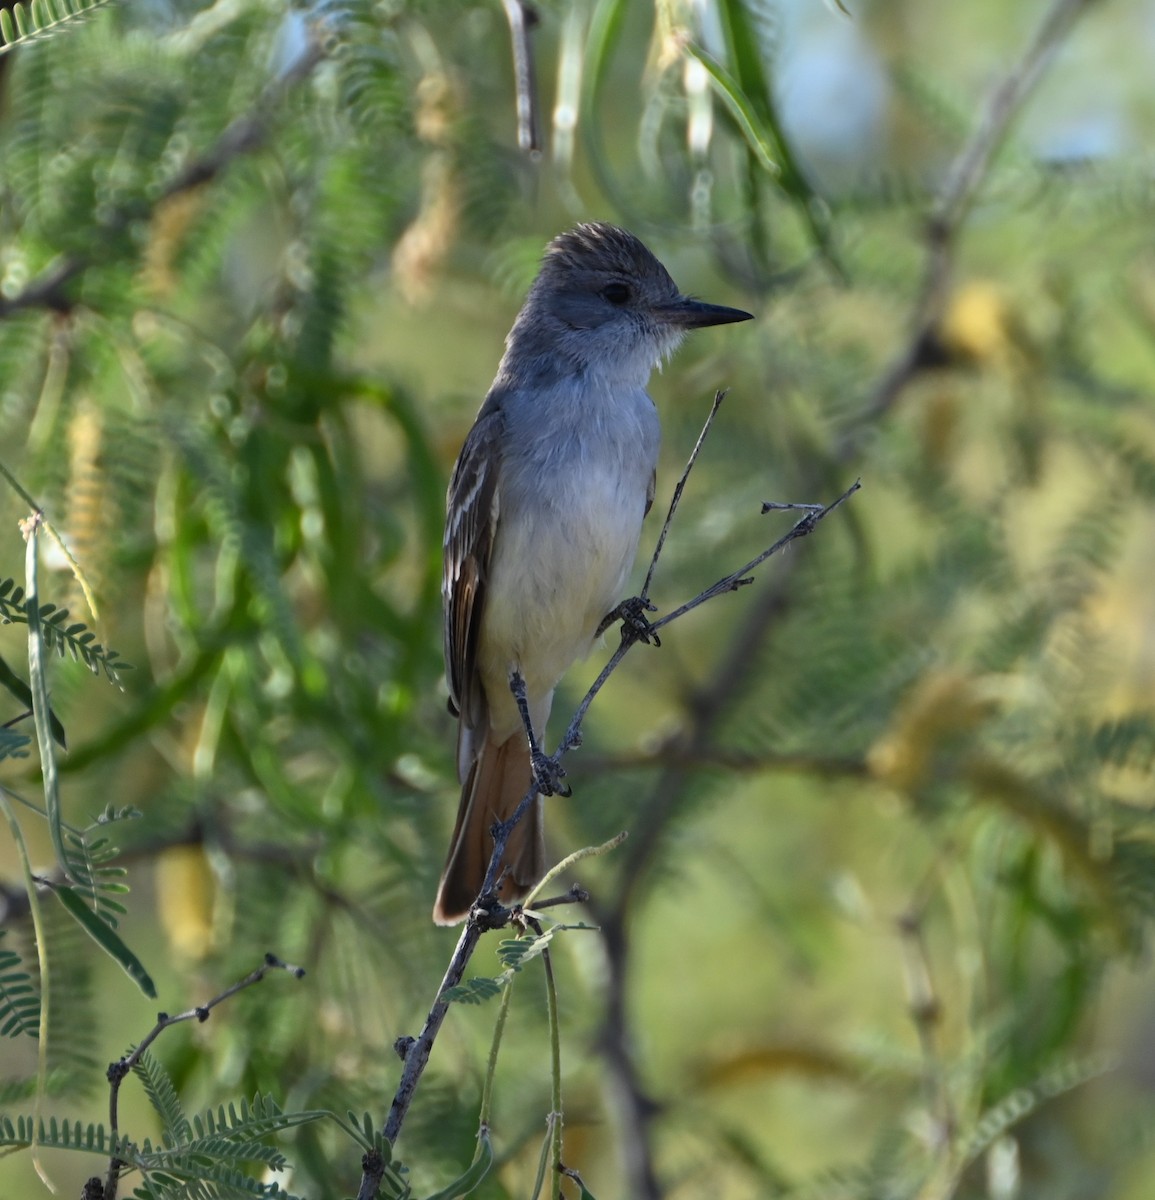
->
[[640, 389, 727, 600], [0, 259, 85, 320], [896, 902, 955, 1153], [593, 909, 663, 1200], [556, 477, 860, 757], [858, 0, 1100, 427], [103, 954, 305, 1200], [654, 478, 861, 630], [524, 832, 627, 910]]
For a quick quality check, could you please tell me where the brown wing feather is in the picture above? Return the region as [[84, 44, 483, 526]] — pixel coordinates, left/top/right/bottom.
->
[[443, 400, 504, 742]]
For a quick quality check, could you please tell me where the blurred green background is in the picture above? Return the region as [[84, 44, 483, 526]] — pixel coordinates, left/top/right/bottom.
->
[[3, 0, 1155, 1196]]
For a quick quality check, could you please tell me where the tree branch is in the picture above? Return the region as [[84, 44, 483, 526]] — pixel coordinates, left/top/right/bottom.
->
[[857, 0, 1100, 428]]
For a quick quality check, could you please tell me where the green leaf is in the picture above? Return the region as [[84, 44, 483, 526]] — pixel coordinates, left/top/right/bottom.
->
[[442, 976, 503, 1005], [497, 923, 595, 972], [689, 14, 843, 272], [52, 884, 157, 998], [0, 1112, 125, 1156], [579, 0, 634, 212], [685, 44, 780, 176], [0, 0, 118, 57], [132, 1051, 191, 1145], [0, 652, 66, 748]]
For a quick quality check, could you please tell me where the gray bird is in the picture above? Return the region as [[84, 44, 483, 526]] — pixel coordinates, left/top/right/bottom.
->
[[434, 222, 752, 924]]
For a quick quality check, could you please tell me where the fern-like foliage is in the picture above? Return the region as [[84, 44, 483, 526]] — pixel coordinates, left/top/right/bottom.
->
[[0, 1087, 331, 1199], [41, 900, 100, 1094], [0, 578, 130, 683], [132, 1051, 191, 1149], [443, 923, 594, 1005], [65, 818, 133, 928], [0, 1112, 128, 1154], [0, 0, 116, 57], [0, 931, 39, 1040], [129, 1090, 331, 1200]]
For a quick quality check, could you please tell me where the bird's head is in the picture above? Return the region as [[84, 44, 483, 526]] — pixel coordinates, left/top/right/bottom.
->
[[503, 223, 752, 386]]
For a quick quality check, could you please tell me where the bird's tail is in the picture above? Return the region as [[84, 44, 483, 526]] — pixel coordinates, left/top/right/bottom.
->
[[432, 734, 545, 925]]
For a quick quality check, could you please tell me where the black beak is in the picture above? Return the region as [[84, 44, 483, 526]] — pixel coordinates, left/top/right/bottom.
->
[[656, 296, 754, 329]]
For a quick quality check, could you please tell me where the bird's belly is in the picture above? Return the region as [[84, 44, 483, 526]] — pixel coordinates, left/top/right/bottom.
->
[[479, 464, 646, 734]]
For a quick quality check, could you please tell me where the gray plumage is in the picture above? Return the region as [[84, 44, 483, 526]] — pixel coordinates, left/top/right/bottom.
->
[[434, 223, 751, 924]]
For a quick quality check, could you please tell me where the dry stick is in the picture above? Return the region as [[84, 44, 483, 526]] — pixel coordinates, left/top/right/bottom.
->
[[103, 955, 305, 1200], [572, 745, 870, 780]]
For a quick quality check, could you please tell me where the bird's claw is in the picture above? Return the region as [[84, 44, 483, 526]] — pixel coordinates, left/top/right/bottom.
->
[[599, 595, 661, 647], [531, 747, 570, 798]]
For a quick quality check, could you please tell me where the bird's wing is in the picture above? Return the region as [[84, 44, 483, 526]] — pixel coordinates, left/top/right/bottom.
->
[[444, 399, 504, 739]]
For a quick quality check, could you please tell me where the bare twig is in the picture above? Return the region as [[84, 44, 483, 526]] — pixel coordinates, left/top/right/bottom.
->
[[556, 478, 860, 758], [501, 0, 542, 155], [650, 478, 861, 631], [640, 389, 727, 599], [858, 0, 1100, 428], [596, 911, 663, 1200], [897, 905, 954, 1147], [357, 914, 499, 1198], [103, 955, 305, 1200]]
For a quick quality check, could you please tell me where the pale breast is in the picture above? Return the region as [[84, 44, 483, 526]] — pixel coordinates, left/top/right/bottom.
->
[[478, 380, 660, 732]]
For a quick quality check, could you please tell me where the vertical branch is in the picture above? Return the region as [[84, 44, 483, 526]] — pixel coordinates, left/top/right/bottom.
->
[[502, 0, 542, 155]]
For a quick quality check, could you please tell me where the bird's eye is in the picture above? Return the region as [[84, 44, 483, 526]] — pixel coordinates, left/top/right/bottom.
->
[[601, 281, 631, 306]]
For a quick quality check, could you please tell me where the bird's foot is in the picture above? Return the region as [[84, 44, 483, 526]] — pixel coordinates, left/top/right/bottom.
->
[[531, 746, 570, 798], [508, 669, 572, 797], [598, 595, 661, 647]]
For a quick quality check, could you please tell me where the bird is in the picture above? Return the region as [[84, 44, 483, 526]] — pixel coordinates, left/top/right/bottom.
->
[[433, 222, 752, 924]]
